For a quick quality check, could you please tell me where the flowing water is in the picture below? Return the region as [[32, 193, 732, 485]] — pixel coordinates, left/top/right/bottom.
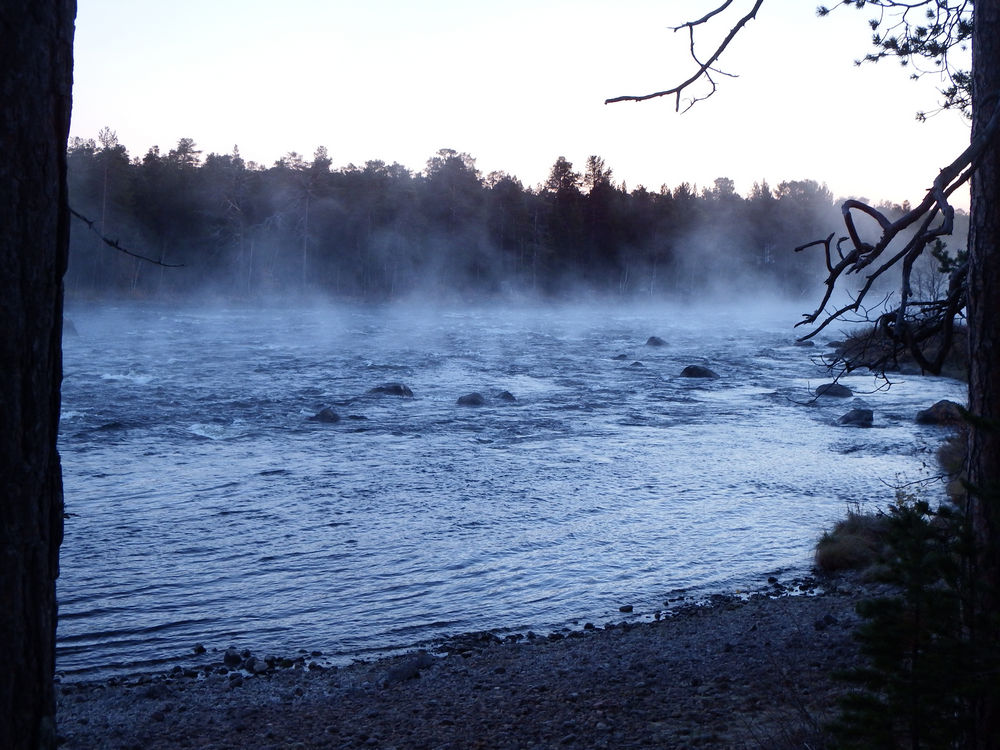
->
[[56, 299, 964, 679]]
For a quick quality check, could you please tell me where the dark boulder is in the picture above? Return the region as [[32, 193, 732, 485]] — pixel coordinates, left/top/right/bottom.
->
[[646, 336, 667, 347], [368, 383, 414, 397], [680, 365, 720, 379], [816, 382, 852, 398], [497, 391, 517, 402], [457, 392, 486, 406], [838, 408, 873, 427], [309, 407, 340, 423], [916, 399, 965, 426]]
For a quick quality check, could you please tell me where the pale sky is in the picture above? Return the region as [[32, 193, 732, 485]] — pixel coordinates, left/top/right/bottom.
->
[[71, 0, 972, 208]]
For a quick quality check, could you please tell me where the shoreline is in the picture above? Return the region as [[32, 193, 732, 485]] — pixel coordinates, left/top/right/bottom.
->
[[55, 569, 824, 686], [56, 572, 880, 749]]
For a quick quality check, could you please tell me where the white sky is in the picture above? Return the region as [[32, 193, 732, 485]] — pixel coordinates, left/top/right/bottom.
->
[[71, 0, 972, 208]]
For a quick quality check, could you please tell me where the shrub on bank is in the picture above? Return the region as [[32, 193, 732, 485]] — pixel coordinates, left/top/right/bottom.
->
[[814, 507, 890, 573]]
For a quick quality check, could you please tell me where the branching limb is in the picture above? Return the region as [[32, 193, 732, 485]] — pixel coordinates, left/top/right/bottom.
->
[[794, 93, 1000, 375], [605, 0, 765, 111], [70, 207, 184, 268]]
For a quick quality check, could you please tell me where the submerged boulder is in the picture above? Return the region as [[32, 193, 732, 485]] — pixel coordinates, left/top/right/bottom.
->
[[368, 382, 414, 397], [816, 382, 852, 398], [497, 391, 517, 402], [838, 408, 873, 427], [916, 399, 965, 426], [309, 407, 341, 423], [646, 336, 667, 347], [457, 392, 486, 406], [680, 365, 719, 379]]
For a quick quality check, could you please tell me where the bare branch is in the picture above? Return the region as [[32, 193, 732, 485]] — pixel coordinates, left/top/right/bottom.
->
[[605, 0, 765, 111], [69, 207, 184, 268], [794, 92, 1000, 375]]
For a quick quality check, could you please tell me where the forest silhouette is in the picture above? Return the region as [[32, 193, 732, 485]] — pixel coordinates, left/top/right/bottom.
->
[[66, 131, 921, 301]]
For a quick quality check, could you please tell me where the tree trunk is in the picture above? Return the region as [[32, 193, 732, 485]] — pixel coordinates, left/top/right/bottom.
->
[[967, 0, 1000, 745], [0, 2, 75, 748]]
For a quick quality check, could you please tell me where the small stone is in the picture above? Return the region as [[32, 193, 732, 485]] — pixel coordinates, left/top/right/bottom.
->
[[619, 604, 633, 613], [192, 643, 206, 655], [249, 658, 269, 674], [222, 647, 243, 667]]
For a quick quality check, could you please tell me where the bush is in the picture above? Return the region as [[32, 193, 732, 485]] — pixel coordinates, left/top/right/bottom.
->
[[814, 507, 890, 573]]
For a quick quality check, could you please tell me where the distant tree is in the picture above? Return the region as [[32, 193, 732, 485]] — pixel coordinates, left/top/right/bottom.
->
[[582, 155, 614, 193], [166, 136, 201, 169], [545, 156, 582, 194], [0, 2, 74, 748]]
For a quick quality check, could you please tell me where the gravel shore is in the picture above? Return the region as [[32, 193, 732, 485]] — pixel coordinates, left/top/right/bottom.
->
[[56, 575, 874, 749]]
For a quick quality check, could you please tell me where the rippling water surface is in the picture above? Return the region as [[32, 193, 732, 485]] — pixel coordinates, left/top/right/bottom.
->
[[57, 300, 964, 678]]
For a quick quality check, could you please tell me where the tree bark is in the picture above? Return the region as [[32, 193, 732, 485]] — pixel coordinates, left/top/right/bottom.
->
[[967, 0, 1000, 746], [0, 2, 75, 748]]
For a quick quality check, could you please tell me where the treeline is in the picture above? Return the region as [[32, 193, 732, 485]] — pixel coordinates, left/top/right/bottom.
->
[[66, 129, 873, 300]]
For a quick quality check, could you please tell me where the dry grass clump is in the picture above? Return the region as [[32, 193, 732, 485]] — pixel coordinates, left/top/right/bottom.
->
[[815, 508, 890, 573]]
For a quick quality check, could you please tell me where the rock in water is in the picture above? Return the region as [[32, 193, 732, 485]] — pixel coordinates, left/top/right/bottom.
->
[[646, 336, 666, 347], [457, 392, 486, 406], [916, 399, 965, 425], [368, 383, 414, 397], [680, 365, 719, 379], [816, 382, 852, 398], [309, 407, 340, 423], [838, 408, 873, 427], [497, 391, 517, 402]]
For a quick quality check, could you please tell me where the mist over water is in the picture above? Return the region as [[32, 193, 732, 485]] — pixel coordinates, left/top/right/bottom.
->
[[56, 298, 964, 679]]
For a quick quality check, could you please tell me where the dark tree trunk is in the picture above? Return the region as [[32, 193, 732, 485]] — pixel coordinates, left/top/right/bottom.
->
[[0, 2, 75, 748], [968, 0, 1000, 746]]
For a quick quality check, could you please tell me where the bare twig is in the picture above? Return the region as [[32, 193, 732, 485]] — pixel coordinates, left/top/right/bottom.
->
[[605, 0, 764, 111], [69, 207, 184, 268]]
